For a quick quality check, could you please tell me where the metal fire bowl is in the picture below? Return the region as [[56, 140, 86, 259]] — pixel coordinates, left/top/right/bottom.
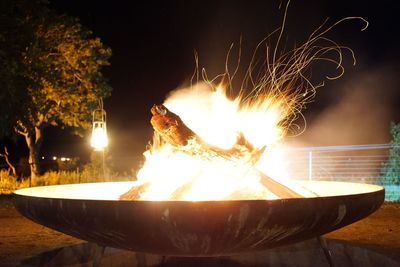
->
[[14, 181, 384, 256]]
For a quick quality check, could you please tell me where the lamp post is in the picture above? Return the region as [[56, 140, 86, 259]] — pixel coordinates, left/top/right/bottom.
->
[[91, 103, 108, 180]]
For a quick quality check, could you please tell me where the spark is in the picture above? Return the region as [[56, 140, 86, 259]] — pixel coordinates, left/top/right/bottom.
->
[[192, 12, 368, 138], [130, 4, 368, 201]]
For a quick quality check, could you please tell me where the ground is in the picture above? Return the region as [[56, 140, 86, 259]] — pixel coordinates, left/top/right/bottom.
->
[[0, 195, 399, 265], [325, 202, 400, 253], [0, 195, 82, 264]]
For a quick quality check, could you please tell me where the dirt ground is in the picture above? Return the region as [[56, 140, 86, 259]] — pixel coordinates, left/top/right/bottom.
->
[[0, 196, 82, 264], [0, 195, 399, 265]]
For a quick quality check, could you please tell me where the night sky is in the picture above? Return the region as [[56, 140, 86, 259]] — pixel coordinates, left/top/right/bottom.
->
[[38, 0, 400, 171]]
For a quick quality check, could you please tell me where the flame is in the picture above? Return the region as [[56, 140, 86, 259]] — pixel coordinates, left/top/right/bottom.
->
[[124, 15, 367, 201], [164, 84, 287, 149], [134, 83, 305, 201]]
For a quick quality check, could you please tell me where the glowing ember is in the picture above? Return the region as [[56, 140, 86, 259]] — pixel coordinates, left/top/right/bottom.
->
[[121, 16, 368, 201]]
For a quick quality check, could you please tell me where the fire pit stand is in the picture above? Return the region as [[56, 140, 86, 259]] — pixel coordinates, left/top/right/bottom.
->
[[91, 237, 335, 267], [317, 236, 335, 267]]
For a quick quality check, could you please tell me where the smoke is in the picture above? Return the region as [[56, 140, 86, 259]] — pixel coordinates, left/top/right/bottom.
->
[[293, 64, 400, 146]]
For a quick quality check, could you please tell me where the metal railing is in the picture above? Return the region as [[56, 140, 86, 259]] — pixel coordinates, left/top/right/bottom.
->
[[285, 144, 398, 184]]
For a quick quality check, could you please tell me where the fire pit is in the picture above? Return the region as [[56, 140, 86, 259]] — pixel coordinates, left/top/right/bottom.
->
[[14, 181, 384, 256], [13, 16, 379, 259]]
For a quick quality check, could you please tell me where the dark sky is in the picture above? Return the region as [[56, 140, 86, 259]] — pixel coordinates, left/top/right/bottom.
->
[[42, 0, 400, 170]]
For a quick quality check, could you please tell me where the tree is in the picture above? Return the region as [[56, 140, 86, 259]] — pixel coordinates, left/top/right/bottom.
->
[[380, 122, 400, 186], [0, 0, 112, 177]]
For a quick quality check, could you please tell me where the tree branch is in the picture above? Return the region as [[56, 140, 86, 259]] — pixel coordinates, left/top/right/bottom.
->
[[14, 120, 28, 137], [0, 147, 17, 176], [37, 100, 58, 126]]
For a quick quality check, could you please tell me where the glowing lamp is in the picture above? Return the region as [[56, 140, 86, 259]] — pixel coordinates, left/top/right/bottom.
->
[[91, 109, 108, 151]]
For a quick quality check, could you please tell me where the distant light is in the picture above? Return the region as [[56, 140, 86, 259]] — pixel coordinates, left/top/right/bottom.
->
[[91, 109, 108, 151], [53, 156, 57, 161], [61, 157, 66, 162], [41, 156, 45, 160]]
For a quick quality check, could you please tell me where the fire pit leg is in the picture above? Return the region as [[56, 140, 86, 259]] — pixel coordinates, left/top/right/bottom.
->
[[92, 243, 106, 267], [317, 236, 335, 267], [135, 252, 147, 267]]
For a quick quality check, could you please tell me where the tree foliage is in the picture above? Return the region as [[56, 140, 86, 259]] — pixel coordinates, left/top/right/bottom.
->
[[0, 0, 112, 176], [22, 17, 111, 131], [380, 122, 400, 185]]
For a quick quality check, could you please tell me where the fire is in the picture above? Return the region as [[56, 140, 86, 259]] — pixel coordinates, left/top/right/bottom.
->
[[132, 83, 307, 201], [164, 84, 286, 150], [121, 16, 368, 201]]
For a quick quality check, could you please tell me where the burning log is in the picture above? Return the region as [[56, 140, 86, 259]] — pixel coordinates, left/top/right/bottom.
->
[[121, 104, 303, 200], [150, 104, 197, 147], [120, 181, 150, 200], [119, 181, 194, 201], [150, 104, 261, 162], [258, 173, 302, 198], [170, 181, 195, 200]]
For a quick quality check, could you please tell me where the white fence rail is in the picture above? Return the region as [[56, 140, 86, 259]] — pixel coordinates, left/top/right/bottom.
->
[[286, 144, 393, 183], [285, 144, 399, 201]]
